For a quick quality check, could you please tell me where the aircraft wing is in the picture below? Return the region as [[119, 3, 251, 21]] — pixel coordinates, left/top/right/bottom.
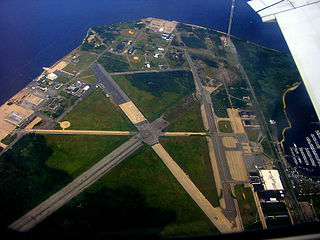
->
[[248, 0, 320, 120]]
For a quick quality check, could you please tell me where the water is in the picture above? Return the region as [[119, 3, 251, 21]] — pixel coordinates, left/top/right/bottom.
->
[[0, 0, 288, 105], [282, 83, 320, 176]]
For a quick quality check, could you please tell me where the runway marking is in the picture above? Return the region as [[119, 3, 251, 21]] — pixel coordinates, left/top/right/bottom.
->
[[119, 101, 147, 125]]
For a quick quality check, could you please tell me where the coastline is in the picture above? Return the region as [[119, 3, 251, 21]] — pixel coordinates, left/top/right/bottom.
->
[[280, 82, 301, 150]]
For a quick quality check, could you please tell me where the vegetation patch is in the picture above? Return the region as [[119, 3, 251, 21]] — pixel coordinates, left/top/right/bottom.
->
[[233, 37, 301, 137], [1, 133, 17, 145], [261, 137, 273, 157], [113, 71, 195, 121], [63, 51, 98, 74], [164, 95, 204, 132], [78, 69, 97, 84], [218, 120, 233, 133], [245, 128, 261, 142], [211, 89, 231, 118], [160, 136, 219, 207], [0, 134, 72, 227], [234, 184, 261, 230], [36, 145, 217, 238], [45, 135, 129, 179], [98, 52, 130, 72], [63, 89, 135, 130]]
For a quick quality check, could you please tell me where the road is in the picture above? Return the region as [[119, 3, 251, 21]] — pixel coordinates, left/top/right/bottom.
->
[[8, 134, 143, 232], [185, 50, 238, 223]]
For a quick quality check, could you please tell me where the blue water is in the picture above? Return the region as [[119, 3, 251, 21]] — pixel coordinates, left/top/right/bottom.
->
[[282, 83, 320, 176], [0, 0, 288, 105]]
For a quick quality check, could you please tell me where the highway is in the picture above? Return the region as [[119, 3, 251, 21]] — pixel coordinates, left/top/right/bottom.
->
[[9, 134, 143, 232], [185, 50, 237, 223]]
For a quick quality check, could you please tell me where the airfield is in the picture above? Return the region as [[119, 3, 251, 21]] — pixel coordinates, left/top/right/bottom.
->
[[0, 18, 307, 237]]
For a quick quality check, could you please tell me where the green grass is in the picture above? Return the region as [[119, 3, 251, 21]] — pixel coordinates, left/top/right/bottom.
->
[[160, 136, 219, 207], [165, 103, 204, 132], [62, 89, 135, 130], [98, 52, 130, 72], [261, 137, 273, 157], [45, 135, 129, 178], [1, 133, 17, 145], [211, 89, 231, 118], [113, 71, 195, 121], [232, 37, 301, 138], [245, 128, 260, 142], [234, 184, 261, 230], [63, 51, 98, 74], [56, 76, 71, 84], [0, 134, 72, 227], [35, 145, 218, 238], [218, 120, 233, 133], [78, 69, 97, 83]]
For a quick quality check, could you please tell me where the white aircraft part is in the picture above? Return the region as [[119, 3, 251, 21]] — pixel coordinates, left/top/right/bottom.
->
[[248, 0, 320, 120]]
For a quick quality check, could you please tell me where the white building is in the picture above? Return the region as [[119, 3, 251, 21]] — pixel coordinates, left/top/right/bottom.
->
[[259, 169, 284, 191], [46, 73, 58, 80]]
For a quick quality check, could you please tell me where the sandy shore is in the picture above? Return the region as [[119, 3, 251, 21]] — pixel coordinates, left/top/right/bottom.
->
[[280, 82, 301, 149]]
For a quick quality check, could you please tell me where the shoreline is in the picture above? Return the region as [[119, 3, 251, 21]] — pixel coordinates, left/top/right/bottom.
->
[[280, 82, 301, 150]]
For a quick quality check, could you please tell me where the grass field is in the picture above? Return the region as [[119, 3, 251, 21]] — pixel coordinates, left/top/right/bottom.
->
[[165, 103, 204, 132], [45, 135, 129, 178], [160, 136, 219, 208], [113, 71, 195, 121], [34, 145, 218, 238], [211, 89, 231, 118], [218, 120, 233, 133], [0, 134, 72, 227], [232, 37, 301, 138], [62, 89, 135, 131], [98, 52, 130, 72], [234, 184, 261, 230], [78, 69, 97, 84], [63, 51, 98, 74], [245, 128, 261, 142], [56, 76, 71, 84], [261, 137, 273, 157]]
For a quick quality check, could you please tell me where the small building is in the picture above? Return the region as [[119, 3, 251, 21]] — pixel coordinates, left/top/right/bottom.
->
[[46, 73, 58, 80]]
